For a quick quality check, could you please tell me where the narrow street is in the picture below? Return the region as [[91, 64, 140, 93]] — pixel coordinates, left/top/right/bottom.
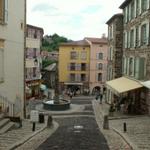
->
[[36, 96, 109, 150]]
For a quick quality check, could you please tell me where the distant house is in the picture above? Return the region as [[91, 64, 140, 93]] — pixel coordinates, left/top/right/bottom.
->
[[42, 63, 56, 89], [41, 50, 59, 61]]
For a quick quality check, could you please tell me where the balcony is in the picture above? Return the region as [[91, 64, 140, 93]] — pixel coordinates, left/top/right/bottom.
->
[[26, 38, 40, 49]]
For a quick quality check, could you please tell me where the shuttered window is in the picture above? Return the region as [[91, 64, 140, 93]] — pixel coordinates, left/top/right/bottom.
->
[[0, 39, 4, 83], [0, 0, 8, 23], [134, 57, 145, 80]]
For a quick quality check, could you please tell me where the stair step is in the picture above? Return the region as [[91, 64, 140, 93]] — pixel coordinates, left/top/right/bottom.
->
[[0, 122, 15, 134], [0, 118, 10, 129]]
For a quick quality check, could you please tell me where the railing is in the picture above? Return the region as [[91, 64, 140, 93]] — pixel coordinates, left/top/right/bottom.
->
[[0, 95, 14, 116]]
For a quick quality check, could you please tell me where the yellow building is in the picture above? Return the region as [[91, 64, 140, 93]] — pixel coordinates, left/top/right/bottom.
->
[[59, 40, 90, 94]]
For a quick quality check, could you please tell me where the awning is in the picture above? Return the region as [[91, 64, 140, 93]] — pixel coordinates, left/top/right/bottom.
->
[[64, 82, 83, 85], [140, 81, 150, 89], [106, 77, 143, 95]]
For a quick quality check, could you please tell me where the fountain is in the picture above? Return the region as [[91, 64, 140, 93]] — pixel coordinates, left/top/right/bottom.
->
[[43, 62, 70, 111]]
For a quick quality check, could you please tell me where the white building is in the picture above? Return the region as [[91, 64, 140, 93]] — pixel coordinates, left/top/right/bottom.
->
[[0, 0, 26, 117]]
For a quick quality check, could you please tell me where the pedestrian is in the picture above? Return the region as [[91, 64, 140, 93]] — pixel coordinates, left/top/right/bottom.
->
[[70, 92, 73, 99], [99, 93, 103, 104]]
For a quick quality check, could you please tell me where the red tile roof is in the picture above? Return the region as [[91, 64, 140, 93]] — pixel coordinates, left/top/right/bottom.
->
[[85, 37, 108, 44]]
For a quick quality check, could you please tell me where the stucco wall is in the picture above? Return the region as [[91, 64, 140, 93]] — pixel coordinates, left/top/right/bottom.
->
[[0, 0, 25, 117]]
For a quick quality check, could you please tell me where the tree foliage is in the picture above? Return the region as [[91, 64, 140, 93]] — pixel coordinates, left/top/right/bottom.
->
[[42, 33, 70, 52]]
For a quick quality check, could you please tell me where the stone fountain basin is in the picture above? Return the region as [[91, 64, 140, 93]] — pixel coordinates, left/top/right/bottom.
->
[[43, 99, 70, 111]]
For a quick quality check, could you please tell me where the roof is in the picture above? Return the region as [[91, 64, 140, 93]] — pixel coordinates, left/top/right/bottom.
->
[[27, 24, 44, 33], [106, 77, 143, 95], [44, 63, 56, 71], [60, 40, 90, 46], [106, 13, 123, 24], [85, 37, 108, 44], [119, 0, 132, 9]]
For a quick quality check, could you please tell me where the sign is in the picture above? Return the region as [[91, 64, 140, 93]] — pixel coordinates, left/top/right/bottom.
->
[[30, 110, 39, 122]]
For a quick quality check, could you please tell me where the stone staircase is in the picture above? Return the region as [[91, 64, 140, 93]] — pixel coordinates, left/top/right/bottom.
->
[[0, 113, 15, 134]]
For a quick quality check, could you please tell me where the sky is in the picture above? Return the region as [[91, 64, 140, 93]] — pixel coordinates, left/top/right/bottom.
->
[[27, 0, 124, 40]]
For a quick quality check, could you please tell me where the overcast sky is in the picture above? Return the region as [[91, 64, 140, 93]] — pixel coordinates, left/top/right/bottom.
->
[[27, 0, 124, 40]]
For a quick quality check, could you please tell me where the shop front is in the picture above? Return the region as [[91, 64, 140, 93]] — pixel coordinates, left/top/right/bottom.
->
[[106, 77, 148, 115], [26, 79, 41, 100]]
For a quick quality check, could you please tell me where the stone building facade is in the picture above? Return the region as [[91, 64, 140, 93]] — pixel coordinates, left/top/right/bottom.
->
[[120, 0, 150, 114], [106, 14, 123, 104]]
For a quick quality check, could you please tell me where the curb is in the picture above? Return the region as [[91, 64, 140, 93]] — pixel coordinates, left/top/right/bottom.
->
[[9, 121, 58, 150], [112, 127, 139, 150]]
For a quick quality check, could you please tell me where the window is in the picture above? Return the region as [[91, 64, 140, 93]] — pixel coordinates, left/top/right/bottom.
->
[[70, 73, 75, 81], [97, 63, 103, 70], [141, 0, 147, 12], [129, 57, 134, 76], [135, 26, 140, 47], [130, 29, 134, 48], [0, 0, 8, 23], [33, 68, 36, 77], [136, 0, 140, 16], [70, 63, 76, 71], [108, 25, 113, 39], [70, 51, 78, 60], [131, 1, 135, 19], [108, 47, 113, 60], [81, 74, 86, 81], [97, 73, 102, 81], [33, 48, 36, 58], [135, 57, 145, 80], [141, 24, 147, 45], [81, 51, 87, 60], [97, 53, 103, 60], [81, 63, 86, 71]]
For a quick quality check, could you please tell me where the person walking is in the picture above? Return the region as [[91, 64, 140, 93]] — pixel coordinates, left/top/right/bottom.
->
[[99, 93, 103, 104]]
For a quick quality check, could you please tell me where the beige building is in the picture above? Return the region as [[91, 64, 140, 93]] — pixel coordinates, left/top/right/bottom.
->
[[0, 0, 26, 117]]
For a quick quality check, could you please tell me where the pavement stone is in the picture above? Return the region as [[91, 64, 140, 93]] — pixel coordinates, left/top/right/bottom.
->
[[0, 118, 47, 150], [93, 100, 150, 150]]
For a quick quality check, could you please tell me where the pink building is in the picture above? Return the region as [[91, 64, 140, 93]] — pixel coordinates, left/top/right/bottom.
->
[[85, 37, 108, 94]]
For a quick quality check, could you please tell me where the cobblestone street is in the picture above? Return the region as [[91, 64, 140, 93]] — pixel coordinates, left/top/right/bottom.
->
[[37, 117, 109, 150]]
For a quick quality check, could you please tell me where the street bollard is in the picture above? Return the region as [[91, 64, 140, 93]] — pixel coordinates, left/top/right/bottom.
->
[[123, 122, 127, 132], [47, 115, 53, 128], [32, 122, 36, 131], [103, 115, 109, 129]]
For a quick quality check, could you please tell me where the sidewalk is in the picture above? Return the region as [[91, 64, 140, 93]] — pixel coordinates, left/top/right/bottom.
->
[[0, 116, 55, 150], [92, 100, 150, 150]]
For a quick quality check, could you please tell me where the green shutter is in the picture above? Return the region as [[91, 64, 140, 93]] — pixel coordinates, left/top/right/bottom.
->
[[138, 58, 145, 80]]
